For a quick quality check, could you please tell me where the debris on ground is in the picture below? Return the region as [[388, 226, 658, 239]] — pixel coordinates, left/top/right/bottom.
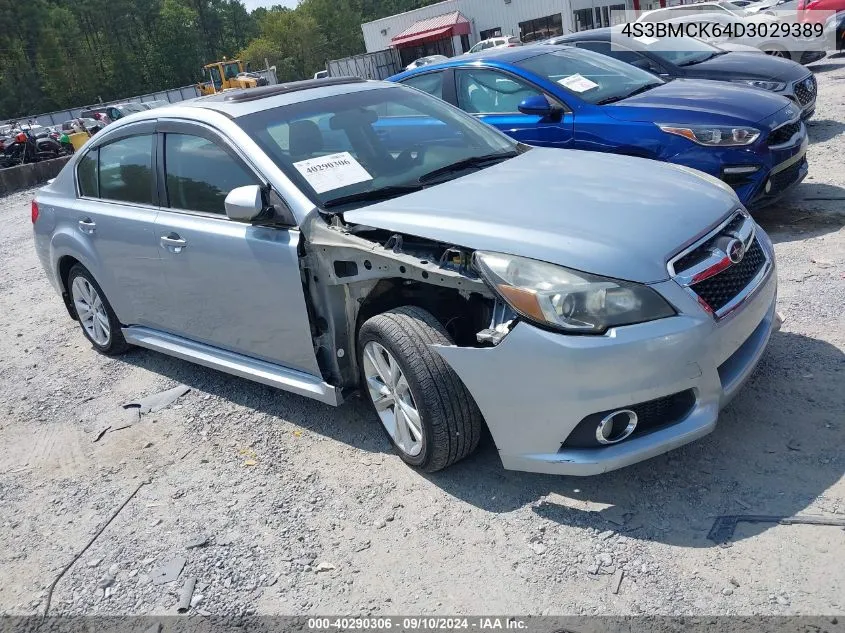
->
[[150, 557, 186, 586], [185, 534, 209, 549], [176, 578, 196, 613], [123, 385, 191, 416], [611, 569, 624, 595]]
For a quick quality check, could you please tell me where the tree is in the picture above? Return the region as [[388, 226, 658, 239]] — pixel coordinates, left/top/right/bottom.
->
[[152, 0, 203, 87], [241, 8, 325, 80], [0, 0, 442, 119]]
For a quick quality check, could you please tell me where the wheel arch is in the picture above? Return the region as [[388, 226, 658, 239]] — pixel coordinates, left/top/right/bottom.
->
[[299, 213, 496, 391], [57, 254, 83, 319]]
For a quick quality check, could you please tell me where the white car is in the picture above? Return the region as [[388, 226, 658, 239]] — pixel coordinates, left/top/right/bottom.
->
[[637, 1, 752, 20], [405, 55, 449, 70], [466, 36, 521, 54]]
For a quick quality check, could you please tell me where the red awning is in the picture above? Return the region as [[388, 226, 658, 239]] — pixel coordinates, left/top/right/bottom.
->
[[391, 11, 471, 48]]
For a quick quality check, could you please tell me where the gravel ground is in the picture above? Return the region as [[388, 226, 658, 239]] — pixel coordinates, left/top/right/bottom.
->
[[1, 56, 844, 619]]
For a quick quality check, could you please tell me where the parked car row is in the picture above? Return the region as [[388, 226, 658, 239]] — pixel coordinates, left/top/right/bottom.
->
[[392, 42, 812, 209], [548, 29, 818, 117], [2, 101, 172, 169]]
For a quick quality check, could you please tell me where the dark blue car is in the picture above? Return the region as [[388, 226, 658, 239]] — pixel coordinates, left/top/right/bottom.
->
[[389, 45, 808, 209]]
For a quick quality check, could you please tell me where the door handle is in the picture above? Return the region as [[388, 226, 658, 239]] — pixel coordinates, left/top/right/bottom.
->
[[160, 233, 187, 253], [78, 218, 96, 234]]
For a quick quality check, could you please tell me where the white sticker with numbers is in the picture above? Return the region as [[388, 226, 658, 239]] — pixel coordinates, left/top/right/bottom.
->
[[293, 152, 372, 194], [558, 73, 600, 93]]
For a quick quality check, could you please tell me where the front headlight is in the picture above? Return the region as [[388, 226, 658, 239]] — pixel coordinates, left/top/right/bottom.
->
[[734, 79, 786, 91], [474, 252, 675, 334], [657, 123, 761, 146]]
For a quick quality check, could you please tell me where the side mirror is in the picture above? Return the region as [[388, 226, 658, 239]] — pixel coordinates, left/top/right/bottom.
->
[[518, 95, 558, 118], [225, 185, 264, 222], [245, 61, 252, 72]]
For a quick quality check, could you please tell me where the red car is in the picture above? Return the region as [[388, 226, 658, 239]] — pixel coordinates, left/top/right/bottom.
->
[[798, 0, 844, 22]]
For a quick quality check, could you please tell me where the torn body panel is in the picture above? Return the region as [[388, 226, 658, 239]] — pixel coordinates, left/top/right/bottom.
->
[[298, 210, 495, 389]]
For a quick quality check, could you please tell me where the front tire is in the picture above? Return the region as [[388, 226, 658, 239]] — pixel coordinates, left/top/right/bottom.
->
[[67, 264, 130, 355], [763, 46, 788, 58], [357, 306, 482, 472]]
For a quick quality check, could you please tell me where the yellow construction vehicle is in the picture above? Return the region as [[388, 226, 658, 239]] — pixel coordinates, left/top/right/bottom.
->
[[197, 59, 267, 96]]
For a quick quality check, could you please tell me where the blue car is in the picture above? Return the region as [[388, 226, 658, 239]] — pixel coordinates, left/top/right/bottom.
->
[[389, 45, 808, 209]]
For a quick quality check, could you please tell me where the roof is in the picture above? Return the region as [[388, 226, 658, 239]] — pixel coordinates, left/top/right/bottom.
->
[[177, 79, 399, 118], [554, 27, 614, 42], [391, 11, 471, 47], [389, 44, 560, 80], [195, 77, 365, 103]]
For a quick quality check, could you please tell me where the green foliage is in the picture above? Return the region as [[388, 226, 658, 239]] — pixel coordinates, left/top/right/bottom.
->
[[0, 0, 442, 118]]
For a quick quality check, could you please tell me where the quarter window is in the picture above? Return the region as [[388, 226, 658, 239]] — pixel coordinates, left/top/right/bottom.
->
[[456, 69, 542, 114], [98, 135, 154, 205], [164, 134, 258, 215], [402, 72, 445, 100], [77, 149, 98, 198]]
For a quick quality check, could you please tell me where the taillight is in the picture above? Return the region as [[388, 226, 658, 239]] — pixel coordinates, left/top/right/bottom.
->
[[31, 200, 39, 224]]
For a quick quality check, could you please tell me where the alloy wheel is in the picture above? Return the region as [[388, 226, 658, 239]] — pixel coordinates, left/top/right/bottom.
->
[[362, 341, 424, 457], [71, 276, 110, 346]]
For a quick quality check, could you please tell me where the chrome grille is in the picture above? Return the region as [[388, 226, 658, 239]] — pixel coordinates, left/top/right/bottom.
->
[[793, 75, 816, 106], [668, 211, 771, 319], [767, 120, 801, 147], [690, 239, 766, 312]]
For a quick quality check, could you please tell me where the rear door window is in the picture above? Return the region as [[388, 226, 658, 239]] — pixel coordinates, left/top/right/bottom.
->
[[164, 133, 258, 214], [98, 135, 154, 205], [401, 72, 445, 100]]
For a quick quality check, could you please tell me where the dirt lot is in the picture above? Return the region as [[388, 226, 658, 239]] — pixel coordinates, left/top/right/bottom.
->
[[1, 58, 844, 619]]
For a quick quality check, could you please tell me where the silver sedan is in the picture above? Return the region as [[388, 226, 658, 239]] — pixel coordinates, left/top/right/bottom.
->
[[32, 79, 777, 475]]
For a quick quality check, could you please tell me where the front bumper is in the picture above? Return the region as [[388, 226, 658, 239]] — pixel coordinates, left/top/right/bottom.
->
[[665, 132, 807, 210], [434, 231, 778, 476], [723, 135, 807, 210]]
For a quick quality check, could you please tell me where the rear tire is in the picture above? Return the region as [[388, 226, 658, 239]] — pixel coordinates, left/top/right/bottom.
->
[[67, 264, 130, 355], [357, 306, 483, 472]]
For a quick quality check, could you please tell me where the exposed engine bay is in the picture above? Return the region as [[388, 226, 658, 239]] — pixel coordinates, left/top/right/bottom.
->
[[299, 212, 517, 390]]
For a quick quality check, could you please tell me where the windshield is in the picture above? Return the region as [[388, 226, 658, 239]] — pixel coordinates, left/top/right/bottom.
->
[[518, 49, 662, 105], [638, 36, 723, 65], [717, 0, 749, 13], [238, 85, 517, 209]]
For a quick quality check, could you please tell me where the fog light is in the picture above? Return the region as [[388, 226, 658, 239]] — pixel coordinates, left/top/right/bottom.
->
[[595, 410, 638, 445], [723, 166, 760, 175]]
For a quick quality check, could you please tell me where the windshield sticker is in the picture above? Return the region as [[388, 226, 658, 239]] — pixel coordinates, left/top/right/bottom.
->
[[293, 152, 372, 194], [634, 36, 660, 45], [558, 74, 600, 93]]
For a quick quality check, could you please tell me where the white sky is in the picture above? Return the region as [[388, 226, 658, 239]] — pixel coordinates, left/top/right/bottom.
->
[[241, 0, 299, 10]]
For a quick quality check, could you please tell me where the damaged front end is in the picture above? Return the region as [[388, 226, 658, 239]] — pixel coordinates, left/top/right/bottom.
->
[[298, 211, 516, 392]]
